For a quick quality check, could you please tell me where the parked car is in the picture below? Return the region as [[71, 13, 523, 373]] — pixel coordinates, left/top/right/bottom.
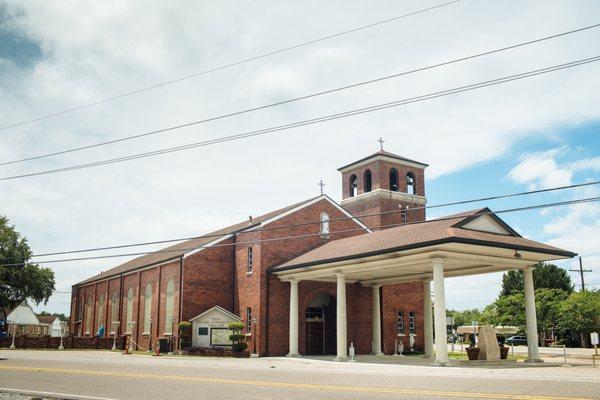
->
[[506, 335, 528, 346]]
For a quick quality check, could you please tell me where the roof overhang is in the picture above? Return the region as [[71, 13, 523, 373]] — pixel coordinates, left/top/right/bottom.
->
[[272, 240, 575, 286]]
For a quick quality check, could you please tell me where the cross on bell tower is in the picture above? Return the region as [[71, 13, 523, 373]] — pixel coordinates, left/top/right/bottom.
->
[[378, 137, 385, 151]]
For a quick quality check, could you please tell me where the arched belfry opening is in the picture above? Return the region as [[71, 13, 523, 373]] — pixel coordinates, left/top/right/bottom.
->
[[407, 172, 416, 195], [305, 293, 336, 355], [389, 168, 399, 191], [349, 174, 358, 197], [364, 169, 372, 192]]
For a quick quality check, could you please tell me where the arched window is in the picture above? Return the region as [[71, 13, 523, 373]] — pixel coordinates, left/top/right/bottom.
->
[[97, 293, 104, 331], [320, 212, 330, 239], [164, 279, 175, 334], [85, 295, 92, 334], [126, 287, 134, 333], [389, 168, 399, 191], [407, 172, 416, 195], [111, 291, 119, 333], [363, 169, 372, 193], [143, 283, 152, 334], [349, 174, 358, 197]]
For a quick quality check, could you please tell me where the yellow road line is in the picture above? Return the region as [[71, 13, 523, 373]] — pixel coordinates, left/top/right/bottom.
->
[[0, 365, 592, 400]]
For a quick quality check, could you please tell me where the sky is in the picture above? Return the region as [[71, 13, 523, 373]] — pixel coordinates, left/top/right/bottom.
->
[[0, 0, 599, 314]]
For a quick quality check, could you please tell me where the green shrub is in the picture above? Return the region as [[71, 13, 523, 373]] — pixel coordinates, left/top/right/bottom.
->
[[232, 342, 248, 352], [227, 321, 246, 352], [179, 321, 192, 349]]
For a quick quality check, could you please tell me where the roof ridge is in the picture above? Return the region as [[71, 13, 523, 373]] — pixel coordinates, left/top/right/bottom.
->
[[76, 195, 325, 285]]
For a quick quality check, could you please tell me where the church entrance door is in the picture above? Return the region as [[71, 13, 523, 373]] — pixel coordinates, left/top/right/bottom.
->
[[305, 294, 336, 355]]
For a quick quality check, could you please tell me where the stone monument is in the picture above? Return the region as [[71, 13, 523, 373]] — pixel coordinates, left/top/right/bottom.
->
[[477, 325, 500, 360]]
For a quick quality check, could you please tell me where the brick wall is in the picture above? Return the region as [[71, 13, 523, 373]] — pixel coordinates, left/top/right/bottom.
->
[[182, 238, 234, 321], [261, 198, 370, 356], [382, 281, 425, 354]]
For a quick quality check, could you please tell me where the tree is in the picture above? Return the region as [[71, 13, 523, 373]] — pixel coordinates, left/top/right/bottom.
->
[[500, 262, 573, 296], [534, 288, 569, 342], [558, 290, 600, 347], [228, 321, 247, 352], [480, 293, 526, 328], [0, 215, 55, 317], [447, 309, 482, 329]]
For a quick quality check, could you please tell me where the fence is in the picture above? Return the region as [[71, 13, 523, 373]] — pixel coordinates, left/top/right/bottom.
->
[[0, 335, 126, 350]]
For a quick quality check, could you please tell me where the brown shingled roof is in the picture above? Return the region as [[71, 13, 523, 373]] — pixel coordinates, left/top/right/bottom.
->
[[274, 208, 575, 271], [37, 315, 58, 324], [77, 196, 321, 285]]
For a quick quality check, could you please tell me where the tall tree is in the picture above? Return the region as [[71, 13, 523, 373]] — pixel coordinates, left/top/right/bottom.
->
[[500, 262, 573, 296], [534, 288, 570, 342], [0, 215, 55, 317], [558, 290, 600, 347], [480, 293, 526, 328]]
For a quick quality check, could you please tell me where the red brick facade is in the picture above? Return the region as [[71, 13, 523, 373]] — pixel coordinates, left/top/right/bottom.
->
[[71, 151, 428, 356]]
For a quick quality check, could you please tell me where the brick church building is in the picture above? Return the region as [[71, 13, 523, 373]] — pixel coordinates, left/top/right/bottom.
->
[[70, 149, 573, 362], [70, 150, 429, 356]]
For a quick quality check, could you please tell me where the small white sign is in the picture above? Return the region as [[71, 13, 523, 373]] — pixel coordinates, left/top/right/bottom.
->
[[591, 332, 599, 346]]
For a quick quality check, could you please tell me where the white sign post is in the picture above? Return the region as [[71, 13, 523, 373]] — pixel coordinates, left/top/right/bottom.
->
[[591, 332, 599, 367]]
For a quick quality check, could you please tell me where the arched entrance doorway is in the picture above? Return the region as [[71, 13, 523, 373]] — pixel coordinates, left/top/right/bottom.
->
[[305, 294, 336, 355]]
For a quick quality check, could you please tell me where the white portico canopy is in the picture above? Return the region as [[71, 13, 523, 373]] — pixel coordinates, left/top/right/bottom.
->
[[272, 208, 575, 364]]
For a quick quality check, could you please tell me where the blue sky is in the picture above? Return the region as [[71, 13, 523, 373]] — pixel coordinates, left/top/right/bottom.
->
[[0, 0, 599, 314]]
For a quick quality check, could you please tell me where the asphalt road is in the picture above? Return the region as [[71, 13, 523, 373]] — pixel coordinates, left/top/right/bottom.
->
[[1, 350, 599, 400]]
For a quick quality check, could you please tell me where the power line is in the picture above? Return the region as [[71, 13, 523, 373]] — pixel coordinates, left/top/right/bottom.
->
[[3, 22, 599, 167], [14, 180, 597, 260], [0, 1, 462, 133], [3, 55, 600, 182], [2, 196, 597, 268]]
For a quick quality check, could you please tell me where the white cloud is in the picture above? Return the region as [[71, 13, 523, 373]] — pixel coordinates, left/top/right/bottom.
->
[[1, 0, 600, 312], [507, 148, 573, 190]]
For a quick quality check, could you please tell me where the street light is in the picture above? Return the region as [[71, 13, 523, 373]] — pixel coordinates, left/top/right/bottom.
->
[[111, 321, 121, 351], [58, 321, 68, 350], [8, 320, 16, 349]]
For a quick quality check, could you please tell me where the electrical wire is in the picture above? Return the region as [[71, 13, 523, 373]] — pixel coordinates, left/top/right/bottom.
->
[[2, 54, 600, 182], [0, 1, 462, 133], [2, 196, 597, 268], [3, 22, 599, 166], [15, 179, 599, 260]]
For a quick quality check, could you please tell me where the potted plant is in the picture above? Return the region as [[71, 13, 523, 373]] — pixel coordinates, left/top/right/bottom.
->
[[228, 322, 248, 357], [465, 335, 480, 361]]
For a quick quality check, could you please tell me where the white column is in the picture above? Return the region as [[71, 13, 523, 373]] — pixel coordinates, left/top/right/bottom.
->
[[287, 279, 300, 357], [432, 259, 449, 365], [523, 267, 541, 362], [371, 285, 383, 355], [423, 279, 433, 358], [335, 272, 348, 361]]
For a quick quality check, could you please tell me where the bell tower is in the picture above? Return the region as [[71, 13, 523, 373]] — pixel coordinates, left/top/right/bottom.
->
[[338, 149, 428, 230]]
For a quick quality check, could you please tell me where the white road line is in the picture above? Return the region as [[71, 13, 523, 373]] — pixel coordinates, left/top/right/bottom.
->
[[0, 387, 119, 400]]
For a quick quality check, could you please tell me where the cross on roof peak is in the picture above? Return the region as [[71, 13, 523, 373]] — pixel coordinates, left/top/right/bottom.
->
[[378, 137, 385, 151], [318, 179, 326, 195]]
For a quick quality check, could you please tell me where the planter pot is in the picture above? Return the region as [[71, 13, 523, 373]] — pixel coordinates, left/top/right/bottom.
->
[[466, 347, 480, 361], [500, 346, 509, 360]]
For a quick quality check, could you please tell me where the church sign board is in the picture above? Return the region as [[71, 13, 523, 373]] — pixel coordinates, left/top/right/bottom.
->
[[189, 306, 242, 348]]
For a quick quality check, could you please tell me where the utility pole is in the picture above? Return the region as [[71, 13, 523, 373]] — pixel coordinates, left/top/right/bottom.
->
[[569, 256, 592, 291]]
